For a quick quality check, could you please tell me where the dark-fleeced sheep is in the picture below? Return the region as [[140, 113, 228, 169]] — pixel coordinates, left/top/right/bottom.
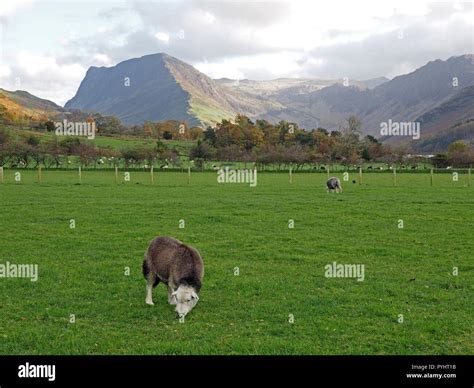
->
[[326, 177, 342, 193], [143, 236, 204, 319]]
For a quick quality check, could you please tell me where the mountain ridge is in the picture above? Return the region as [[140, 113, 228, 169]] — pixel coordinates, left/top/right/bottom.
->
[[5, 52, 473, 149]]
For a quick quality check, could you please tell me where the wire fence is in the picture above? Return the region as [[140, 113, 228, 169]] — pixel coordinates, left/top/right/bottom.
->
[[0, 166, 471, 187]]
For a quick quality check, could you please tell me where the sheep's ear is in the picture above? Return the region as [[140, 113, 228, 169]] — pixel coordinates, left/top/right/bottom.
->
[[192, 292, 199, 301], [171, 289, 178, 297]]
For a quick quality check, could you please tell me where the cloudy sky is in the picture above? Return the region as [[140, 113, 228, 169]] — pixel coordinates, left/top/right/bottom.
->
[[0, 0, 473, 106]]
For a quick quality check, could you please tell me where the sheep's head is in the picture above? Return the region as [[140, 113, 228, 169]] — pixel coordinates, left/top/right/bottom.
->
[[172, 285, 199, 318]]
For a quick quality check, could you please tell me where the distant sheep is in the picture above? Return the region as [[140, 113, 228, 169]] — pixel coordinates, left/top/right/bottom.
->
[[143, 236, 204, 319], [326, 177, 342, 193]]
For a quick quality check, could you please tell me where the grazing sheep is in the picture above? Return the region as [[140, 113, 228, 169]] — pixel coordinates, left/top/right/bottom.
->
[[143, 236, 204, 319], [326, 177, 342, 193]]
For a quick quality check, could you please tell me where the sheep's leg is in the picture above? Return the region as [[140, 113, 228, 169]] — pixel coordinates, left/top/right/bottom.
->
[[145, 275, 159, 306], [146, 282, 154, 305], [167, 287, 177, 305], [143, 259, 159, 306]]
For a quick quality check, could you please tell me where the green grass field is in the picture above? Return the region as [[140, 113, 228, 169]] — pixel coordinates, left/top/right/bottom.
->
[[9, 128, 195, 155], [0, 170, 472, 355]]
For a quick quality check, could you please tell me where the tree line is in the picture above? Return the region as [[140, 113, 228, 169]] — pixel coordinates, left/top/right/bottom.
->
[[0, 113, 472, 169], [189, 114, 473, 169]]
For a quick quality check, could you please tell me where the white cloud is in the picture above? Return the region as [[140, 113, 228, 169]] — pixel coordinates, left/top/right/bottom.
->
[[0, 63, 11, 78], [0, 0, 36, 21], [0, 0, 472, 105], [155, 32, 170, 43], [93, 53, 112, 66], [195, 52, 303, 80], [0, 51, 86, 105]]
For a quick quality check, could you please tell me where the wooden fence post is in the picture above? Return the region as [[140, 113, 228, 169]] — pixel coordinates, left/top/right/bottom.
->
[[0, 166, 3, 183], [151, 165, 154, 184], [393, 167, 397, 186], [468, 168, 471, 187], [430, 168, 434, 186], [79, 166, 82, 184], [289, 165, 292, 184], [188, 166, 191, 184], [115, 166, 118, 184], [37, 165, 42, 183], [359, 167, 362, 185]]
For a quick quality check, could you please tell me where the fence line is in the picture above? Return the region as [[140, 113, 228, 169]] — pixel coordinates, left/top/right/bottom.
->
[[0, 167, 472, 188]]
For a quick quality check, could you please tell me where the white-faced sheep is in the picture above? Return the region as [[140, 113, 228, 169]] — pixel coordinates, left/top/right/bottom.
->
[[142, 236, 204, 319]]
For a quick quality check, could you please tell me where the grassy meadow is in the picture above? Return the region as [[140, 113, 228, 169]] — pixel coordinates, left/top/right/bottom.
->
[[0, 169, 472, 355]]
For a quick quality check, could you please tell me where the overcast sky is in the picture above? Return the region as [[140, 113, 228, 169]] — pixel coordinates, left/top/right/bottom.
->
[[0, 0, 473, 106]]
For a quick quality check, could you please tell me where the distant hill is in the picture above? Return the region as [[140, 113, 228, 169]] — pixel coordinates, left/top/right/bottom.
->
[[217, 55, 474, 137], [415, 85, 474, 137], [0, 88, 63, 123], [412, 119, 474, 153], [268, 54, 474, 136], [362, 77, 390, 89], [65, 53, 280, 126], [64, 52, 474, 148], [382, 84, 474, 150], [365, 54, 474, 137]]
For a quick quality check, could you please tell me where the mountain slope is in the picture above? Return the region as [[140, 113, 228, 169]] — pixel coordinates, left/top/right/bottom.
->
[[364, 54, 474, 136], [65, 54, 197, 125], [0, 88, 62, 123], [415, 84, 474, 137], [275, 54, 474, 136], [65, 53, 280, 126], [413, 119, 474, 152], [65, 52, 474, 138]]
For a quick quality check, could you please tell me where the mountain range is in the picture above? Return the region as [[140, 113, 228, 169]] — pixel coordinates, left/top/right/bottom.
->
[[64, 53, 474, 141], [1, 52, 473, 151]]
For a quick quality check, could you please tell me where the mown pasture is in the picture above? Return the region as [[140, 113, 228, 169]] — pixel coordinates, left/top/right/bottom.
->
[[0, 170, 472, 354]]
